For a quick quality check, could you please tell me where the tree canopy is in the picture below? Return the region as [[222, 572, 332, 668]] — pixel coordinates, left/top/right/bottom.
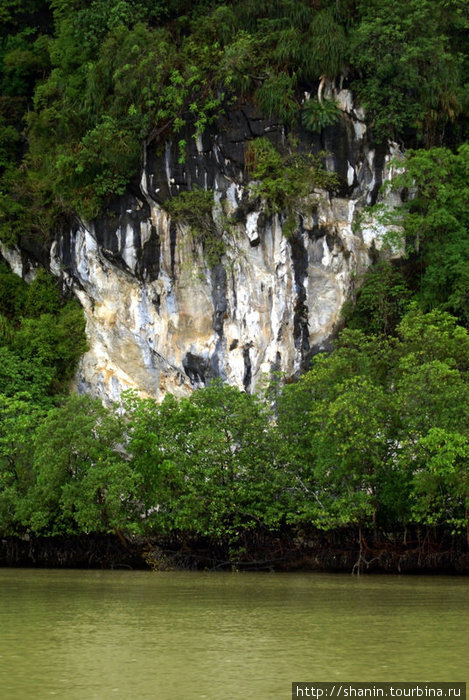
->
[[0, 0, 468, 559], [0, 0, 467, 232]]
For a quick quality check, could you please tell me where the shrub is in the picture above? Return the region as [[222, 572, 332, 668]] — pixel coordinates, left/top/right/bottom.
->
[[301, 98, 341, 132], [246, 137, 339, 234], [164, 187, 225, 267]]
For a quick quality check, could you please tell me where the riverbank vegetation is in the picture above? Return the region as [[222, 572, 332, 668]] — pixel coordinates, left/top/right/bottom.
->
[[0, 1, 468, 569], [0, 261, 468, 562], [0, 317, 468, 571]]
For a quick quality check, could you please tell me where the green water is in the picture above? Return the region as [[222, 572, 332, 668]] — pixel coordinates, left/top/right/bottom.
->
[[0, 570, 467, 699]]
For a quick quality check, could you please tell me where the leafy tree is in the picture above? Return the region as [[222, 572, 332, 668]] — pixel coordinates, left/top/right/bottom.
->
[[126, 382, 284, 544], [0, 264, 87, 399], [396, 304, 469, 371], [409, 429, 469, 544], [186, 382, 286, 539], [276, 307, 469, 533], [124, 391, 197, 531], [0, 346, 54, 402], [24, 394, 139, 534], [383, 146, 469, 325], [309, 376, 391, 532], [344, 261, 412, 336], [13, 300, 88, 393], [0, 392, 44, 534], [349, 0, 467, 144], [0, 261, 27, 318], [23, 267, 61, 317]]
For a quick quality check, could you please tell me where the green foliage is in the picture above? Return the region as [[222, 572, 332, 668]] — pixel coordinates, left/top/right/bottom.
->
[[23, 13, 225, 218], [409, 429, 469, 537], [301, 98, 341, 133], [164, 187, 225, 267], [0, 2, 53, 242], [246, 137, 339, 230], [344, 261, 412, 335], [0, 0, 468, 553], [164, 186, 213, 232], [381, 145, 469, 325], [0, 117, 21, 171], [125, 381, 286, 542], [0, 263, 87, 399], [0, 0, 466, 235], [1, 29, 50, 99], [25, 395, 139, 535], [349, 0, 467, 144], [276, 307, 469, 533], [13, 301, 88, 390], [23, 268, 61, 317], [0, 261, 27, 317], [0, 392, 44, 535], [306, 7, 347, 80], [0, 346, 54, 403], [255, 72, 298, 124], [0, 308, 467, 545]]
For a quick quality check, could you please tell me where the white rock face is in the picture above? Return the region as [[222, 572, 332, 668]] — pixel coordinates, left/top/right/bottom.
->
[[0, 242, 38, 282], [51, 193, 398, 404], [45, 92, 403, 403]]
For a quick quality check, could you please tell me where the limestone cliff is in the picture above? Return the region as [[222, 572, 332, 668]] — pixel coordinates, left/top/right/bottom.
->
[[10, 89, 403, 402]]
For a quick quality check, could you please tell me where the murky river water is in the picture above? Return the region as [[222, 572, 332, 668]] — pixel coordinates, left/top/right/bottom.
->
[[0, 569, 467, 699]]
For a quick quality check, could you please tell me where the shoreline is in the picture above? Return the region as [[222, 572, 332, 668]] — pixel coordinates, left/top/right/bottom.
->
[[1, 534, 468, 574]]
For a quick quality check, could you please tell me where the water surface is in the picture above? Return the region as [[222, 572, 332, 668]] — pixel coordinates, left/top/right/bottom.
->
[[0, 570, 467, 699]]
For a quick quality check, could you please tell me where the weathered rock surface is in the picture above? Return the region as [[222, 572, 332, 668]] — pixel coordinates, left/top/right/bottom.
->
[[12, 90, 404, 403]]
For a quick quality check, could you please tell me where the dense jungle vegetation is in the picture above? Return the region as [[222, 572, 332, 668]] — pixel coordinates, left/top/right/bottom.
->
[[0, 0, 468, 560], [0, 0, 467, 227]]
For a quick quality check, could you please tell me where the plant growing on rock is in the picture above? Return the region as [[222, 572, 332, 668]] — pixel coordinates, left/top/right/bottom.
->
[[164, 186, 225, 267], [374, 145, 469, 326], [245, 137, 339, 236], [301, 98, 341, 132]]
